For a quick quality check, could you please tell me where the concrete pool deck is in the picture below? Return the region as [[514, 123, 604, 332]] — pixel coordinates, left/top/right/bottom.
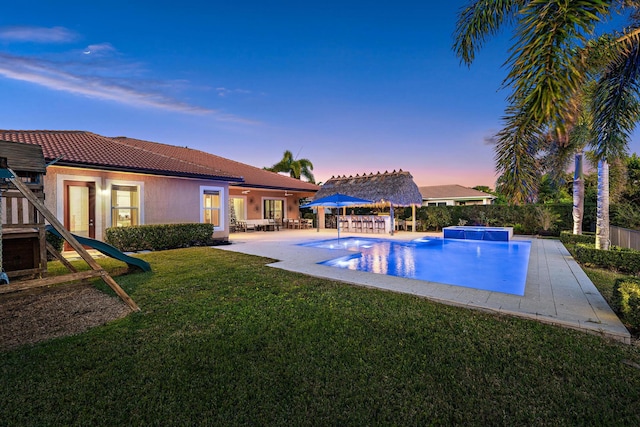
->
[[216, 229, 631, 344]]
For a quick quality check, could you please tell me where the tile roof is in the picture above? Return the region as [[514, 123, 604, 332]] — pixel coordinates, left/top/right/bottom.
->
[[419, 184, 495, 200], [0, 130, 319, 192], [112, 136, 319, 192], [0, 130, 240, 181]]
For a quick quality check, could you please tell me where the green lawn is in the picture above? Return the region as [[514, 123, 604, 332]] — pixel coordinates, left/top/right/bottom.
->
[[2, 247, 639, 426]]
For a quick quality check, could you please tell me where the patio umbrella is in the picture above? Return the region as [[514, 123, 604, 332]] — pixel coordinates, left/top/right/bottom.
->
[[300, 193, 373, 239]]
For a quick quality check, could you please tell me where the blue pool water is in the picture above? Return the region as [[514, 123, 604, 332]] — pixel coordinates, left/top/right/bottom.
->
[[299, 237, 531, 295]]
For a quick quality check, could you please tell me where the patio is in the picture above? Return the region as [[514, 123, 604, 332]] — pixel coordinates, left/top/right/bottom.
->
[[217, 229, 632, 344]]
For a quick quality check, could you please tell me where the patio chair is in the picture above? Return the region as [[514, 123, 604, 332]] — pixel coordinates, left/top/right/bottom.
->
[[266, 218, 277, 231]]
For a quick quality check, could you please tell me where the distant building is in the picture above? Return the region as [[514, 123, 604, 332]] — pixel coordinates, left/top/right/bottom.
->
[[419, 185, 495, 206]]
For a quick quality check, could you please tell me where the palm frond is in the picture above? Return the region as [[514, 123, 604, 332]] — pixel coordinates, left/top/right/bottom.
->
[[453, 0, 524, 65], [492, 108, 545, 204], [591, 33, 640, 160], [506, 0, 612, 131]]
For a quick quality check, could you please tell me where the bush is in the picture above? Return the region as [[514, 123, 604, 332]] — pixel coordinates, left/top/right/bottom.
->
[[45, 231, 64, 261], [420, 206, 451, 231], [559, 230, 596, 245], [612, 278, 640, 330], [535, 206, 561, 234], [105, 223, 218, 252], [574, 243, 640, 275], [612, 202, 640, 230]]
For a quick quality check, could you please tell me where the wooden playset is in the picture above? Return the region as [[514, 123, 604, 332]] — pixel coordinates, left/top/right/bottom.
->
[[0, 140, 139, 311]]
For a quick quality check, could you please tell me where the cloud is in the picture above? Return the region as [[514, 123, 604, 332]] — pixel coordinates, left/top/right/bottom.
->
[[81, 42, 117, 56], [0, 52, 257, 123], [216, 87, 253, 97], [0, 26, 79, 43], [0, 26, 258, 123]]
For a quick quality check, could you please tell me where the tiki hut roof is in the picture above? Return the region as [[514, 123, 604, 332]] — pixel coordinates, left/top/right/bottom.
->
[[314, 170, 422, 207]]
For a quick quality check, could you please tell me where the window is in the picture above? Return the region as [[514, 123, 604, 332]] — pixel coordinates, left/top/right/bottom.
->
[[264, 199, 283, 221], [203, 190, 221, 226], [111, 185, 139, 227], [230, 197, 246, 222]]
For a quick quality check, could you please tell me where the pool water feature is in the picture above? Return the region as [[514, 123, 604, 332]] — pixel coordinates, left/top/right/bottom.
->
[[443, 226, 513, 241], [299, 237, 531, 295]]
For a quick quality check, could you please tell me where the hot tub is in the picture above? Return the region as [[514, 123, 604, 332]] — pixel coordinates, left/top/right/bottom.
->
[[443, 226, 513, 241]]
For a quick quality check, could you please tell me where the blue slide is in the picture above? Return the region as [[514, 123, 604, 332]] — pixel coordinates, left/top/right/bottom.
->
[[46, 225, 152, 272]]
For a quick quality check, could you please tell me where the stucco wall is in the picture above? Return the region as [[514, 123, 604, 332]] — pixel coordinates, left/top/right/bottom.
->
[[44, 166, 230, 241], [229, 188, 315, 220]]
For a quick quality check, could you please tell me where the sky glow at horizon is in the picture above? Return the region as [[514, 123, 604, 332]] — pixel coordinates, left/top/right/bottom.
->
[[1, 1, 638, 189]]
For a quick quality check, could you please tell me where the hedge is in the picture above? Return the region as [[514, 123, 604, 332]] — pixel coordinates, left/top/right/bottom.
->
[[559, 230, 596, 245], [403, 203, 599, 235], [574, 243, 640, 275], [105, 223, 220, 252], [612, 278, 640, 331], [382, 203, 640, 235]]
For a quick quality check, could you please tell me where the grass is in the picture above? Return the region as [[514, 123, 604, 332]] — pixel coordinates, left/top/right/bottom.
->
[[2, 247, 640, 426], [582, 266, 628, 302]]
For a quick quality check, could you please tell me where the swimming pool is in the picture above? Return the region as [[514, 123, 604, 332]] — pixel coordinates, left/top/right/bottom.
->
[[299, 237, 531, 295]]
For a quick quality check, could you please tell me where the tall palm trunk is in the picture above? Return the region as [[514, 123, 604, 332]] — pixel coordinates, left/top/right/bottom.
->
[[595, 160, 610, 250], [572, 151, 584, 235]]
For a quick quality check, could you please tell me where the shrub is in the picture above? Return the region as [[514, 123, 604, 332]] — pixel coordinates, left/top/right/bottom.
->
[[559, 230, 596, 245], [574, 243, 640, 275], [512, 223, 526, 235], [421, 206, 451, 231], [612, 278, 640, 330], [45, 231, 64, 261], [105, 223, 218, 252], [536, 206, 561, 234], [612, 202, 640, 230]]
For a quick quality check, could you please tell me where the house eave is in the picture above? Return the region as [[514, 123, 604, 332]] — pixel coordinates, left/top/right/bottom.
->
[[423, 196, 495, 201], [50, 160, 245, 183], [233, 182, 319, 192]]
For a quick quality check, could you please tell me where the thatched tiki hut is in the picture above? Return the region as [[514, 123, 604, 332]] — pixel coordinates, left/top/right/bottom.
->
[[312, 170, 422, 234]]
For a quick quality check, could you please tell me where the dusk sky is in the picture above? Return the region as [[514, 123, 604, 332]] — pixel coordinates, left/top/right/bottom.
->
[[2, 1, 639, 188]]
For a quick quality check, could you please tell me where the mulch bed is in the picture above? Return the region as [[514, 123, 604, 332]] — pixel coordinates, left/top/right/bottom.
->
[[0, 284, 130, 352]]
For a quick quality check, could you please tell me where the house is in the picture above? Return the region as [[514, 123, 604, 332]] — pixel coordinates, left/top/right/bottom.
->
[[0, 130, 319, 242], [110, 136, 319, 229], [419, 185, 495, 206]]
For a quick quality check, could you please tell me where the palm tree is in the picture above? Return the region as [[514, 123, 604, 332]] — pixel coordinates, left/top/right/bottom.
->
[[264, 150, 315, 183], [454, 0, 640, 249], [542, 94, 594, 235]]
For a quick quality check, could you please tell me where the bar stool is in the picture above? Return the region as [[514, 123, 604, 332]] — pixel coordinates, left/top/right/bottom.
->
[[363, 217, 374, 233]]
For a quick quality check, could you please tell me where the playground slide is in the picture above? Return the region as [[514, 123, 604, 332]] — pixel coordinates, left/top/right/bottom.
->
[[45, 225, 152, 272]]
